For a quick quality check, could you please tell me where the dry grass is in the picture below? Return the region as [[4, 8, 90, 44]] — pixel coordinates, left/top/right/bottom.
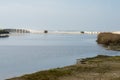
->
[[97, 33, 120, 45], [97, 33, 120, 50]]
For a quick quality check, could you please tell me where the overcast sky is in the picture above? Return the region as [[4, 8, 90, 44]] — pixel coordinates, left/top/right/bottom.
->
[[0, 0, 120, 30]]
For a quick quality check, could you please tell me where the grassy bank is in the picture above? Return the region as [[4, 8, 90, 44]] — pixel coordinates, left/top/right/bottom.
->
[[7, 55, 120, 80], [97, 33, 120, 50]]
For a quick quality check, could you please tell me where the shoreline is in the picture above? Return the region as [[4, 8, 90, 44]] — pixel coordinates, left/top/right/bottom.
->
[[7, 55, 120, 80], [2, 30, 120, 80]]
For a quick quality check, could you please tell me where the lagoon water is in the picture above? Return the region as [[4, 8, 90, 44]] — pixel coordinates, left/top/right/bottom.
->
[[0, 33, 120, 80]]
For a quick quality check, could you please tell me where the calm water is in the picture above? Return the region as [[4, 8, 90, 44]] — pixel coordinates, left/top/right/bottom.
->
[[0, 34, 120, 80]]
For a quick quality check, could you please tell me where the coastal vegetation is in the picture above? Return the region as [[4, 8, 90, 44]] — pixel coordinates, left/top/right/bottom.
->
[[97, 33, 120, 50], [7, 55, 120, 80], [0, 29, 9, 37], [0, 29, 9, 34]]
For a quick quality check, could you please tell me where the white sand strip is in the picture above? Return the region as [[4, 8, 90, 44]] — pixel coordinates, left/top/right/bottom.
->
[[112, 31, 120, 34]]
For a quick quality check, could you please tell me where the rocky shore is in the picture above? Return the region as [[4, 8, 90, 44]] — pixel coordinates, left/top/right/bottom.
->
[[97, 32, 120, 51]]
